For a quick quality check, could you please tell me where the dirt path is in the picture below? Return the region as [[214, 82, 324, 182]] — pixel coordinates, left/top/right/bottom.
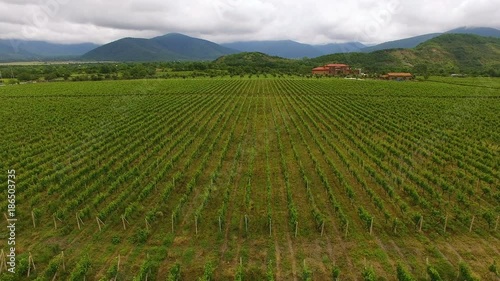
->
[[219, 101, 252, 257], [445, 241, 465, 262], [220, 154, 246, 257], [389, 240, 405, 259], [335, 237, 357, 280], [270, 132, 297, 279], [287, 233, 298, 281], [274, 238, 283, 280]]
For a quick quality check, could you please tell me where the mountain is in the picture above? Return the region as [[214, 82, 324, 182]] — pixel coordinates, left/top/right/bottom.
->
[[221, 40, 323, 59], [311, 34, 500, 74], [0, 40, 35, 61], [361, 33, 441, 53], [221, 40, 365, 59], [214, 52, 315, 74], [445, 26, 500, 37], [0, 39, 99, 61], [314, 42, 366, 54], [361, 26, 500, 53], [413, 34, 500, 73], [2, 26, 498, 62], [82, 33, 238, 61], [219, 27, 498, 58], [214, 52, 292, 66]]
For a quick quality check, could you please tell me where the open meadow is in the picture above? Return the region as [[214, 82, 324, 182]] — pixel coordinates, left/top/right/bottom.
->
[[0, 78, 498, 280]]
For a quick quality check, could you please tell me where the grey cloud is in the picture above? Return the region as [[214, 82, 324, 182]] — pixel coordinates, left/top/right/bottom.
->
[[0, 0, 498, 45]]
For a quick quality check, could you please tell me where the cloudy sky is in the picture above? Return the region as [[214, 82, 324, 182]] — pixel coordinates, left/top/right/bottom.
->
[[1, 0, 499, 45]]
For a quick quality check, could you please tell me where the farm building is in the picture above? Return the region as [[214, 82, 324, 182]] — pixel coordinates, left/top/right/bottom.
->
[[311, 66, 330, 75], [312, 63, 360, 76], [381, 72, 414, 80]]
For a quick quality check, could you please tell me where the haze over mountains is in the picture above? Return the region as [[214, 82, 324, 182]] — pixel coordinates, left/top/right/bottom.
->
[[0, 39, 98, 61], [361, 27, 500, 53], [0, 26, 498, 62], [220, 41, 366, 59]]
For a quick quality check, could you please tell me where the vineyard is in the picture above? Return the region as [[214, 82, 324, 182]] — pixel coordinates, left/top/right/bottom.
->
[[0, 78, 498, 280]]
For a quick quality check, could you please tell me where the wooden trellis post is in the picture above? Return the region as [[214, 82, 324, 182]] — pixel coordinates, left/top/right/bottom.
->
[[96, 217, 105, 232], [419, 216, 423, 232], [219, 216, 222, 233], [121, 215, 129, 230], [171, 214, 174, 233], [443, 215, 448, 233], [469, 216, 475, 232], [53, 214, 57, 230], [295, 221, 298, 238], [76, 213, 84, 230], [321, 222, 325, 237], [31, 210, 36, 228], [27, 252, 36, 277], [369, 218, 374, 235], [61, 251, 65, 272], [195, 215, 198, 235], [117, 254, 121, 272], [245, 215, 248, 233], [0, 250, 8, 273], [114, 255, 121, 281]]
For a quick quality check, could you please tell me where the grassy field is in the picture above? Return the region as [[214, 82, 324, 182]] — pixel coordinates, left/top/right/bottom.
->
[[0, 78, 498, 280]]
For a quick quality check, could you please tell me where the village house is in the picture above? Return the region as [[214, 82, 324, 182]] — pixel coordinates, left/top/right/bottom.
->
[[381, 72, 414, 80], [312, 63, 360, 76]]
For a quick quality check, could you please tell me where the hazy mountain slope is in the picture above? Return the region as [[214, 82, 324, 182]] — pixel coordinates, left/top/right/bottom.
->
[[0, 39, 98, 61], [361, 27, 500, 53], [221, 40, 324, 58], [361, 33, 442, 53], [311, 34, 500, 74]]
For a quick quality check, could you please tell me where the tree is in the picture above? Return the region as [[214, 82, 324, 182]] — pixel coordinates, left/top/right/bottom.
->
[[17, 72, 32, 82], [414, 64, 429, 78], [45, 72, 58, 81]]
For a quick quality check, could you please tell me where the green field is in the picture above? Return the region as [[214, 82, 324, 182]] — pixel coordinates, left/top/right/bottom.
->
[[0, 78, 499, 280]]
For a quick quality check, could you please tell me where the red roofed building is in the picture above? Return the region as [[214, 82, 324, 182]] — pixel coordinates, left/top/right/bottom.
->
[[312, 63, 360, 76], [383, 73, 414, 80], [312, 66, 330, 75]]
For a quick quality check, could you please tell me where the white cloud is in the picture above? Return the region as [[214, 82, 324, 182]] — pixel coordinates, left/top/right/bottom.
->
[[0, 0, 498, 44]]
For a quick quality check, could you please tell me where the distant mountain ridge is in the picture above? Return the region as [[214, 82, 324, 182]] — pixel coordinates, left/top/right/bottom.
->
[[0, 26, 498, 62], [445, 26, 500, 37], [221, 40, 365, 59], [360, 33, 442, 53], [361, 26, 500, 53], [314, 42, 367, 55], [0, 39, 99, 61], [82, 33, 238, 61]]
